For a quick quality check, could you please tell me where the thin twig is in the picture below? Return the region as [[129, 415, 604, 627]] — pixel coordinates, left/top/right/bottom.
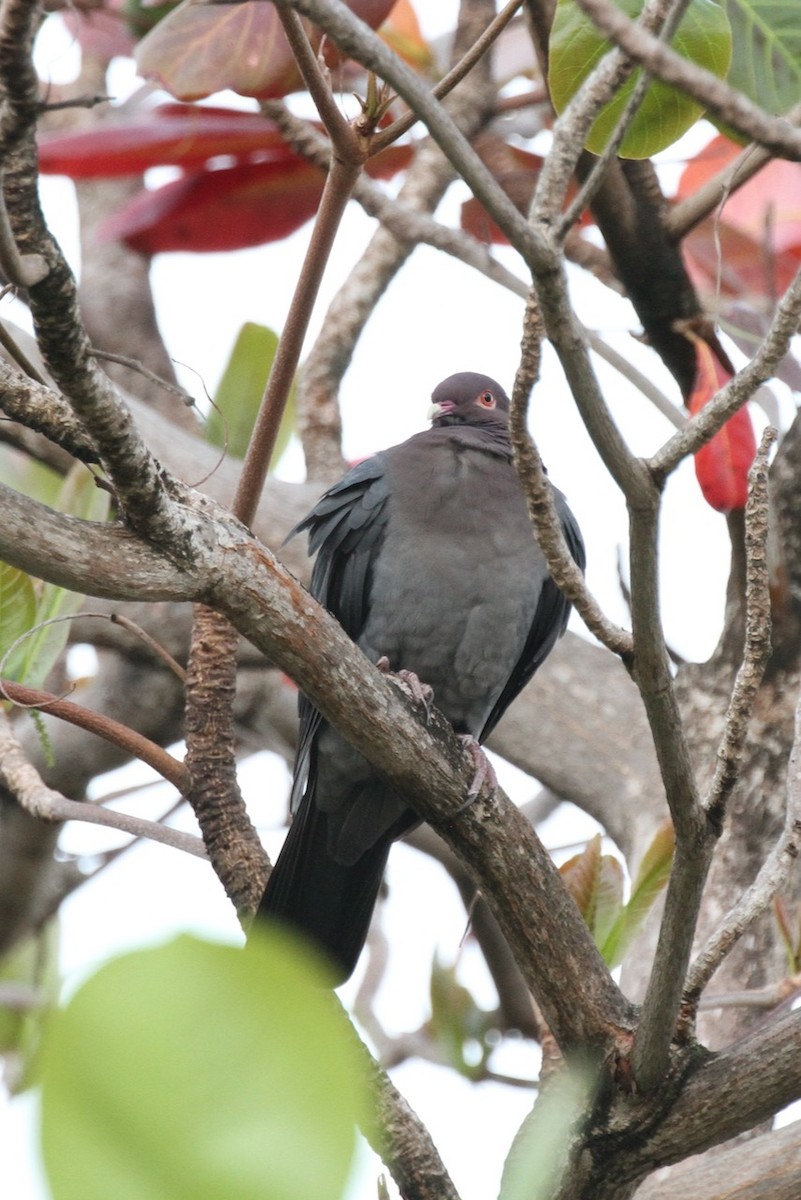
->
[[0, 317, 49, 384], [91, 348, 195, 406], [109, 612, 187, 680], [665, 134, 780, 241], [370, 0, 524, 153], [649, 267, 801, 481], [698, 975, 801, 1012], [0, 678, 189, 792], [685, 682, 801, 1005], [0, 710, 203, 856], [510, 291, 633, 658], [704, 429, 775, 822], [275, 6, 355, 152], [232, 151, 363, 523]]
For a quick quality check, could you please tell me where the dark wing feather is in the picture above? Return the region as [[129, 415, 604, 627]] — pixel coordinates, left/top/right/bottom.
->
[[289, 454, 390, 642], [285, 454, 391, 813], [479, 487, 586, 742]]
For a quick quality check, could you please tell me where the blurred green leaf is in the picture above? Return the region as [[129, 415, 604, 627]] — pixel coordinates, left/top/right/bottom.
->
[[600, 819, 675, 967], [0, 562, 37, 681], [724, 0, 801, 118], [41, 931, 365, 1200], [0, 445, 62, 507], [0, 921, 59, 1094], [206, 322, 295, 464], [549, 0, 732, 157], [13, 465, 109, 689], [429, 956, 491, 1078], [499, 1061, 596, 1200]]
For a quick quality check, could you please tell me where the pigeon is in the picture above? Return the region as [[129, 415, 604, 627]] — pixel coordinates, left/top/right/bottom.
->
[[257, 372, 585, 983]]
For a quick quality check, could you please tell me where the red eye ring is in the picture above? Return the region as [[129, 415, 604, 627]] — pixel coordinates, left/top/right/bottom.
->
[[478, 391, 495, 408]]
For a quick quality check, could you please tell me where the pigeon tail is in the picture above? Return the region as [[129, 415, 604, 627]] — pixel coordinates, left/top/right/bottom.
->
[[258, 797, 391, 986]]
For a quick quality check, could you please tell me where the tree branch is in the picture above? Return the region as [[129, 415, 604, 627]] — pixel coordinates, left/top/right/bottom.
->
[[703, 429, 775, 822], [0, 710, 202, 857], [684, 674, 801, 1004]]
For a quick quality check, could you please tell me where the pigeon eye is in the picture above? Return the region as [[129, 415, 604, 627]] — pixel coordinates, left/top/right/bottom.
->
[[478, 391, 495, 408]]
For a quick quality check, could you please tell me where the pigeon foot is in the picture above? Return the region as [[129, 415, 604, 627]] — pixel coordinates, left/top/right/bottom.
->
[[376, 658, 434, 723], [450, 736, 498, 814]]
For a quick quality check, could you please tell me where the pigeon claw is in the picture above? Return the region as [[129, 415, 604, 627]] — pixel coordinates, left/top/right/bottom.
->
[[451, 736, 498, 814], [377, 657, 435, 722], [394, 668, 435, 724]]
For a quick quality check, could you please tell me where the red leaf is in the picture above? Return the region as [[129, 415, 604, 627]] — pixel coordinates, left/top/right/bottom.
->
[[677, 134, 801, 302], [135, 0, 395, 102], [97, 158, 327, 252], [38, 106, 300, 178], [62, 0, 137, 60], [460, 143, 591, 244], [683, 219, 801, 302], [95, 144, 411, 253], [688, 340, 756, 513]]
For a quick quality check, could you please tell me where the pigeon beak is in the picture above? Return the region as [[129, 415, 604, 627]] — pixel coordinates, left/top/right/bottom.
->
[[428, 400, 454, 421]]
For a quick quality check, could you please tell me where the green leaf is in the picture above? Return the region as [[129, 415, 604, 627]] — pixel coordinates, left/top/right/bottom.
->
[[40, 931, 365, 1200], [0, 445, 62, 507], [13, 465, 110, 689], [0, 562, 37, 681], [549, 0, 732, 157], [429, 957, 491, 1078], [724, 0, 801, 117], [600, 819, 675, 967], [499, 1062, 596, 1200], [206, 322, 295, 463], [560, 835, 625, 954], [0, 921, 60, 1094]]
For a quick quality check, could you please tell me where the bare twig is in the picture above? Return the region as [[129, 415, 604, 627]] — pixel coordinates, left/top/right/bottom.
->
[[232, 154, 363, 521], [0, 678, 189, 791], [650, 267, 801, 480], [0, 710, 202, 856], [91, 348, 195, 406], [370, 0, 524, 153], [665, 125, 799, 241], [704, 429, 775, 821], [684, 679, 801, 1005], [698, 974, 801, 1012], [109, 613, 187, 680], [510, 291, 633, 658], [0, 317, 49, 384]]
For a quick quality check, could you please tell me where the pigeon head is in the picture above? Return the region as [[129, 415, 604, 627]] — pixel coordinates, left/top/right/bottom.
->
[[427, 372, 511, 429]]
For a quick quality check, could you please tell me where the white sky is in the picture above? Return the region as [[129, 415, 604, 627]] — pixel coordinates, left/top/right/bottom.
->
[[2, 6, 794, 1199]]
